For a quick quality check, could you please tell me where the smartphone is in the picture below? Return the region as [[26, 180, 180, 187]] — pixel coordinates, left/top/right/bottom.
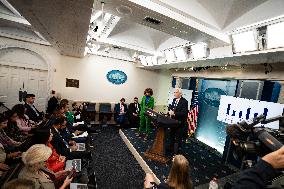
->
[[67, 168, 76, 178]]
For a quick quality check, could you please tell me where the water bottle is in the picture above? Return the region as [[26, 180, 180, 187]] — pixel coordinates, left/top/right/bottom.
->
[[209, 177, 218, 189]]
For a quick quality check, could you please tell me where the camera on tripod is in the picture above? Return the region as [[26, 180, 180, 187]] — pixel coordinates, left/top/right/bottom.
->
[[226, 114, 284, 161]]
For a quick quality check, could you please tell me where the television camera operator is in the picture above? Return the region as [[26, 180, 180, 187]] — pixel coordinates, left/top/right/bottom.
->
[[232, 145, 284, 189], [226, 114, 284, 189]]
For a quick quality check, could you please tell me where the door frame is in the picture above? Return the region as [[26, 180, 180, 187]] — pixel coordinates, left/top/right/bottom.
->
[[0, 44, 53, 99]]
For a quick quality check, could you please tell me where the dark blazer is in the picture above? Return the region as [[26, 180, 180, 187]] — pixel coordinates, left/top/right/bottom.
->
[[50, 127, 88, 160], [232, 159, 279, 189], [114, 103, 128, 120], [114, 103, 128, 114], [50, 127, 70, 157], [24, 103, 43, 122], [60, 127, 86, 143], [128, 103, 141, 115], [170, 97, 188, 126], [46, 96, 58, 114]]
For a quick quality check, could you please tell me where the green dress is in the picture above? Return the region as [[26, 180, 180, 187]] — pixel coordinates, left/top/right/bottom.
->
[[139, 95, 154, 135], [65, 111, 75, 124]]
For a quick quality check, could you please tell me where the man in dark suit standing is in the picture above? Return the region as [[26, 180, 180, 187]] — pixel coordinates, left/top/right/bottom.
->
[[24, 94, 43, 122], [168, 88, 188, 154], [128, 97, 141, 127], [114, 98, 128, 125], [46, 90, 58, 115]]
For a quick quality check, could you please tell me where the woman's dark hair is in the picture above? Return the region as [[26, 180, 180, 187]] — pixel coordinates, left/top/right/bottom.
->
[[0, 113, 8, 123], [4, 110, 17, 120], [144, 88, 153, 96], [33, 129, 51, 145], [12, 104, 26, 119], [53, 117, 66, 126]]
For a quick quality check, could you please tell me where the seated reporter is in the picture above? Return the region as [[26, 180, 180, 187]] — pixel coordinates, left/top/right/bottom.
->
[[232, 145, 284, 189], [128, 97, 140, 127], [33, 128, 66, 173], [114, 98, 128, 125], [72, 102, 83, 123], [144, 155, 192, 189], [4, 110, 28, 143], [57, 101, 96, 134], [50, 118, 90, 160], [0, 113, 22, 151], [3, 178, 36, 189], [24, 94, 44, 123], [18, 144, 72, 189], [58, 116, 87, 143], [0, 142, 22, 176], [12, 104, 36, 133]]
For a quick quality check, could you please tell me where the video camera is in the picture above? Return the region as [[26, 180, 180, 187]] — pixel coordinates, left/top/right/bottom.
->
[[226, 114, 284, 160]]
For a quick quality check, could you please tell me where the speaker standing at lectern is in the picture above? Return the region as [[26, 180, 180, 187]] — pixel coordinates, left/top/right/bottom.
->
[[168, 88, 188, 154]]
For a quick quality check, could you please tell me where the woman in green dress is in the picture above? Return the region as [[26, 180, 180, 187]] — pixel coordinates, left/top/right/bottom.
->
[[138, 88, 154, 139]]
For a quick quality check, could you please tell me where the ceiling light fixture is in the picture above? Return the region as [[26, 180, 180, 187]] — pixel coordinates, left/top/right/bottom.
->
[[116, 5, 132, 15]]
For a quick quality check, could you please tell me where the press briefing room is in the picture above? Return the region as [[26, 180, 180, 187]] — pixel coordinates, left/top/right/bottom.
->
[[0, 0, 284, 189]]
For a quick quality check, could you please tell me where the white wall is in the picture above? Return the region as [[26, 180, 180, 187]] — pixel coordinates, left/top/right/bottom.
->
[[54, 55, 170, 105], [0, 37, 171, 106]]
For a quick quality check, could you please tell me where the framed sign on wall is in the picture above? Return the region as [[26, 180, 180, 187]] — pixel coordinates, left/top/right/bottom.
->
[[66, 78, 79, 88], [106, 70, 127, 85]]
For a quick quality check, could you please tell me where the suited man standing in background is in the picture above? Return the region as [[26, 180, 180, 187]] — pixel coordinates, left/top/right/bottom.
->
[[46, 90, 58, 115], [128, 97, 141, 128], [168, 88, 188, 154]]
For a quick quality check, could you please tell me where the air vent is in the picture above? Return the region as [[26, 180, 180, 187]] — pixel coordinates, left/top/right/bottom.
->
[[113, 45, 121, 49], [144, 16, 162, 25]]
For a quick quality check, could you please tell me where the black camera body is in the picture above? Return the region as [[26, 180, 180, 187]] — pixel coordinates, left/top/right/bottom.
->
[[227, 115, 284, 160]]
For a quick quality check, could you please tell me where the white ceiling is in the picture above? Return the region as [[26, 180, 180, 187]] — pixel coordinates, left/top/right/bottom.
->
[[156, 0, 268, 30], [0, 0, 284, 65], [108, 19, 173, 52]]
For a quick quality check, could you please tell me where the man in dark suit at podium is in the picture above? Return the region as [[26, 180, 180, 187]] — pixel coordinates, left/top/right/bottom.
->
[[168, 88, 188, 154], [128, 97, 140, 127]]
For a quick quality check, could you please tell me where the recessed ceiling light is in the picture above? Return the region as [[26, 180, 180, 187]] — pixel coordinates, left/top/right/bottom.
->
[[144, 16, 162, 25], [116, 5, 132, 15], [172, 26, 178, 30], [180, 30, 188, 34]]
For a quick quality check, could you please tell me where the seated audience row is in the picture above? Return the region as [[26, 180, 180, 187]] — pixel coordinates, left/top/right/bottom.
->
[[0, 94, 96, 188], [114, 97, 141, 127]]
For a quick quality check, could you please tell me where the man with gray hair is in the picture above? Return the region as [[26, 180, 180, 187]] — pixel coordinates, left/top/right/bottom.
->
[[168, 88, 188, 154]]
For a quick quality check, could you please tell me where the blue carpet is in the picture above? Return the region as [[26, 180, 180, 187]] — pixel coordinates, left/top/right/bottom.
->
[[122, 128, 236, 187], [91, 126, 145, 189]]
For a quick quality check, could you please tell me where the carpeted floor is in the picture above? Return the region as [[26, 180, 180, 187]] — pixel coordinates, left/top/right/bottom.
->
[[90, 126, 145, 189], [122, 128, 236, 187]]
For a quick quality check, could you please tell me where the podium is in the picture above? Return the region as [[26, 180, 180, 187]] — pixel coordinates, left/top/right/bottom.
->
[[144, 108, 179, 163]]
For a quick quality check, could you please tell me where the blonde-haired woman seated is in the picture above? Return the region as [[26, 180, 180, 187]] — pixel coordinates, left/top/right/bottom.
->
[[144, 155, 192, 189], [18, 144, 72, 189]]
